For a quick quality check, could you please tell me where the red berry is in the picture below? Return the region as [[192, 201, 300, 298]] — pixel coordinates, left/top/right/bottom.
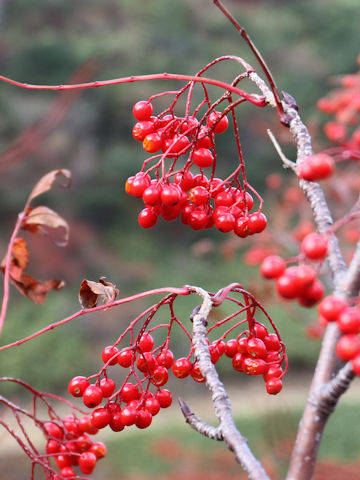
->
[[142, 183, 162, 206], [145, 396, 161, 415], [263, 365, 283, 382], [150, 366, 169, 386], [83, 385, 103, 408], [266, 378, 283, 395], [234, 191, 254, 211], [160, 203, 181, 221], [137, 352, 157, 373], [161, 183, 181, 206], [138, 207, 158, 228], [318, 295, 347, 322], [276, 273, 298, 299], [225, 339, 238, 358], [68, 376, 89, 398], [79, 451, 97, 475], [129, 172, 151, 198], [101, 345, 119, 365], [60, 466, 76, 478], [133, 101, 153, 121], [241, 357, 268, 375], [190, 361, 206, 382], [265, 350, 282, 363], [99, 378, 116, 398], [75, 434, 93, 452], [120, 406, 137, 426], [253, 322, 268, 340], [138, 332, 155, 352], [232, 353, 245, 372], [234, 216, 250, 238], [132, 120, 154, 141], [207, 111, 229, 134], [336, 334, 360, 361], [162, 135, 190, 157], [247, 337, 267, 359], [155, 388, 173, 408], [187, 209, 209, 230], [192, 148, 214, 168], [301, 233, 328, 260], [214, 190, 234, 207], [46, 439, 60, 455], [189, 186, 210, 205], [117, 348, 133, 368], [109, 411, 125, 432], [56, 454, 72, 469], [121, 383, 140, 403], [143, 132, 163, 153], [351, 354, 360, 376], [174, 170, 195, 191], [172, 357, 192, 378], [263, 334, 281, 351], [214, 211, 235, 233], [135, 409, 152, 429], [196, 127, 213, 149], [193, 173, 210, 188], [337, 308, 360, 334], [91, 407, 111, 429], [297, 153, 335, 181], [44, 422, 63, 440], [247, 212, 267, 234], [237, 337, 249, 354], [90, 441, 107, 459], [324, 122, 347, 143], [298, 279, 324, 307], [156, 349, 174, 369], [260, 256, 286, 279]]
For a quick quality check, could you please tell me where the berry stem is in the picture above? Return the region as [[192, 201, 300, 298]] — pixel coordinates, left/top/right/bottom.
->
[[0, 287, 190, 352], [0, 73, 267, 107]]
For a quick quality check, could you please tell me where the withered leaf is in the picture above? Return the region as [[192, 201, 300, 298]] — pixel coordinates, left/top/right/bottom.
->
[[1, 237, 64, 304], [28, 169, 71, 203], [79, 277, 119, 309], [10, 274, 64, 304], [23, 206, 69, 247]]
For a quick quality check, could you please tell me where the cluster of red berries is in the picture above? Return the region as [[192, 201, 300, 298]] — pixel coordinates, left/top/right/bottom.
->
[[317, 56, 360, 149], [260, 232, 328, 308], [221, 321, 285, 395], [126, 100, 267, 235], [43, 417, 106, 478], [68, 337, 174, 435], [318, 296, 360, 373], [67, 321, 285, 447]]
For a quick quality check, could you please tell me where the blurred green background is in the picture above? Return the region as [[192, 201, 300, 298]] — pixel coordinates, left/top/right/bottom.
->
[[0, 0, 359, 478]]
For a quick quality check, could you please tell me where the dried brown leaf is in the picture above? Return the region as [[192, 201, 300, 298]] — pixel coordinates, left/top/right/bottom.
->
[[79, 277, 119, 309], [28, 169, 71, 203], [23, 206, 69, 247], [10, 274, 64, 304], [1, 237, 64, 303]]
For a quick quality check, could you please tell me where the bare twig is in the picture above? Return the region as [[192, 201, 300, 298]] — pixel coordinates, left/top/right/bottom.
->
[[184, 285, 270, 480], [267, 129, 296, 171]]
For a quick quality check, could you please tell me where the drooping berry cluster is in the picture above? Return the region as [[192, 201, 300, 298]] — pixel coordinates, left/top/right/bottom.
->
[[126, 93, 267, 235], [221, 321, 285, 394], [318, 296, 360, 373], [260, 232, 328, 308], [43, 417, 106, 478], [67, 286, 287, 445]]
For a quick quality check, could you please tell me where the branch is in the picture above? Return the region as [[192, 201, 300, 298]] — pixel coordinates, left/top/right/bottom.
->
[[184, 285, 270, 480]]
